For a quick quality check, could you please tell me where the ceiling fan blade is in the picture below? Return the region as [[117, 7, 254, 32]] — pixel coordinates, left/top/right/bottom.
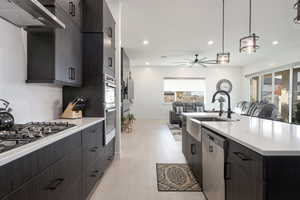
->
[[198, 57, 208, 62], [201, 60, 218, 64], [173, 63, 191, 66], [169, 61, 190, 64], [199, 63, 208, 68]]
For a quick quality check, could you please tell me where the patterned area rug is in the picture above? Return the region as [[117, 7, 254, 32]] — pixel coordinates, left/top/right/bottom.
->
[[156, 163, 201, 192], [167, 124, 182, 141]]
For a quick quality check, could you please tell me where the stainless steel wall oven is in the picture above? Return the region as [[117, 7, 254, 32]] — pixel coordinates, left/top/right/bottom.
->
[[104, 74, 116, 145]]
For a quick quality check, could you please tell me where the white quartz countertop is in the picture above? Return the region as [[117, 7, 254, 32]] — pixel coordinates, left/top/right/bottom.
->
[[185, 112, 300, 156], [0, 117, 105, 166]]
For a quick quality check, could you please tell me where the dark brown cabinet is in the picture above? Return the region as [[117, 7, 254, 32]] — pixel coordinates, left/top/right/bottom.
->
[[189, 136, 202, 182], [82, 0, 116, 77], [0, 121, 114, 200], [26, 6, 82, 87], [82, 0, 114, 33], [38, 0, 82, 28], [226, 140, 264, 200], [181, 118, 202, 185]]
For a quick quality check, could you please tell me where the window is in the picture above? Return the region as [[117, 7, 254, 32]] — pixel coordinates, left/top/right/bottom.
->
[[274, 70, 290, 122], [292, 68, 300, 124], [262, 74, 273, 103], [163, 78, 205, 103], [250, 76, 259, 102]]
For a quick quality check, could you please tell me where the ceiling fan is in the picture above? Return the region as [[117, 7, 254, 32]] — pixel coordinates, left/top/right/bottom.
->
[[168, 54, 217, 68]]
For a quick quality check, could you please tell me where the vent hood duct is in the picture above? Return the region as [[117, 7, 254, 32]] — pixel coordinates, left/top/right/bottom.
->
[[0, 0, 65, 29]]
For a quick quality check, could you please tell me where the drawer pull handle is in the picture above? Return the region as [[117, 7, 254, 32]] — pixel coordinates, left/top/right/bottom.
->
[[91, 170, 99, 177], [90, 146, 98, 152], [233, 152, 252, 161], [191, 144, 196, 155], [225, 162, 231, 180], [108, 57, 113, 67], [107, 27, 113, 38], [69, 1, 76, 16], [91, 128, 97, 133], [48, 178, 64, 190], [108, 156, 113, 161]]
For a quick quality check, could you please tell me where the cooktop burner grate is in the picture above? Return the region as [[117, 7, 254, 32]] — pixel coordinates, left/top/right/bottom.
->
[[0, 122, 76, 153]]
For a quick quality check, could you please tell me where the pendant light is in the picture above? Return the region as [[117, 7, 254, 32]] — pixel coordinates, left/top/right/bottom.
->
[[239, 0, 260, 54], [294, 0, 300, 24], [216, 0, 230, 64]]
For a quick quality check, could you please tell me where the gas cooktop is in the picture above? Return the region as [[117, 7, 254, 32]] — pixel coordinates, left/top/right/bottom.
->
[[0, 122, 76, 153]]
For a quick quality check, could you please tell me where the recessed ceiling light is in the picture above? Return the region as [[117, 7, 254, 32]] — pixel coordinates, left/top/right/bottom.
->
[[208, 40, 214, 45], [143, 40, 149, 45], [145, 62, 150, 65], [272, 41, 279, 45]]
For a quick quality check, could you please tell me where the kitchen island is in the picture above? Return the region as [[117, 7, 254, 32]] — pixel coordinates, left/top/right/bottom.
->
[[182, 112, 300, 200]]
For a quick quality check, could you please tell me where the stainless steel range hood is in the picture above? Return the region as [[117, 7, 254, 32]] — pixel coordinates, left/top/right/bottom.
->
[[0, 0, 65, 28]]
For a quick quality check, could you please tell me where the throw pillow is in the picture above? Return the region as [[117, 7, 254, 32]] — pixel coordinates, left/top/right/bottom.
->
[[196, 106, 204, 112], [176, 106, 184, 114]]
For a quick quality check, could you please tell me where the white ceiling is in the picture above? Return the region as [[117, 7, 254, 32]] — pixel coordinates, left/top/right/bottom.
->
[[121, 0, 300, 67]]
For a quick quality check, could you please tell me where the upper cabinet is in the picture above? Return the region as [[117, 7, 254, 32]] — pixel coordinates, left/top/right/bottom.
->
[[38, 0, 82, 28], [82, 0, 115, 33], [82, 0, 116, 77], [26, 6, 82, 87]]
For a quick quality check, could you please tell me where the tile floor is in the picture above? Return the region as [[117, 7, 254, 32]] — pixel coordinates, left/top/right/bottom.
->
[[90, 119, 205, 200]]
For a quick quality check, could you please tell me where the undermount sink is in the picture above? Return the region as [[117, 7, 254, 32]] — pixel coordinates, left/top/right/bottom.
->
[[193, 117, 238, 122]]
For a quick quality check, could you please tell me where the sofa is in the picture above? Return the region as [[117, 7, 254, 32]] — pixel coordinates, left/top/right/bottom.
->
[[169, 102, 205, 125]]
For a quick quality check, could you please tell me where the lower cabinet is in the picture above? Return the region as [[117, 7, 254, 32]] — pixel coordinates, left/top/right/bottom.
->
[[182, 124, 202, 185], [225, 139, 264, 200], [1, 121, 115, 200], [83, 138, 115, 198], [189, 136, 202, 182]]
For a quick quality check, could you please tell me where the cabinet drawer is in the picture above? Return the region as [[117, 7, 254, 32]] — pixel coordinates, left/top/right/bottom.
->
[[4, 182, 31, 200], [83, 123, 103, 168], [31, 148, 82, 200], [228, 140, 262, 165], [85, 159, 103, 197], [10, 153, 38, 191], [103, 139, 115, 170]]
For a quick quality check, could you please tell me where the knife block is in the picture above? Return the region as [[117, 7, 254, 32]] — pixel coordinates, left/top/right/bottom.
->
[[61, 103, 82, 119]]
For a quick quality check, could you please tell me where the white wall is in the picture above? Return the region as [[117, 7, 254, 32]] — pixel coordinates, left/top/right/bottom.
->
[[0, 19, 62, 123], [131, 65, 243, 120], [241, 46, 300, 101]]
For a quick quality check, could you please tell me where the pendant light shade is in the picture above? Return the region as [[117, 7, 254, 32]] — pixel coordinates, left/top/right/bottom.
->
[[216, 0, 230, 64], [217, 52, 230, 64], [240, 33, 259, 54], [294, 0, 300, 24], [239, 0, 260, 54]]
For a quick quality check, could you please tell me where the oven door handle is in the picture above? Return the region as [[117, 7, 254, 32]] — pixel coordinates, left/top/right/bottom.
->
[[106, 108, 116, 113]]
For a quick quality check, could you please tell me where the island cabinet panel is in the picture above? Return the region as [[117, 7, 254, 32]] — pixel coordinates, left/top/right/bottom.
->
[[226, 139, 264, 200], [264, 157, 300, 200], [182, 116, 189, 159], [189, 135, 202, 183], [181, 117, 202, 186]]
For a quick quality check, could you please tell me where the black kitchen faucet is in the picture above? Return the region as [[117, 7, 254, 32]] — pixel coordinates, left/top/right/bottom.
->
[[212, 90, 232, 119]]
